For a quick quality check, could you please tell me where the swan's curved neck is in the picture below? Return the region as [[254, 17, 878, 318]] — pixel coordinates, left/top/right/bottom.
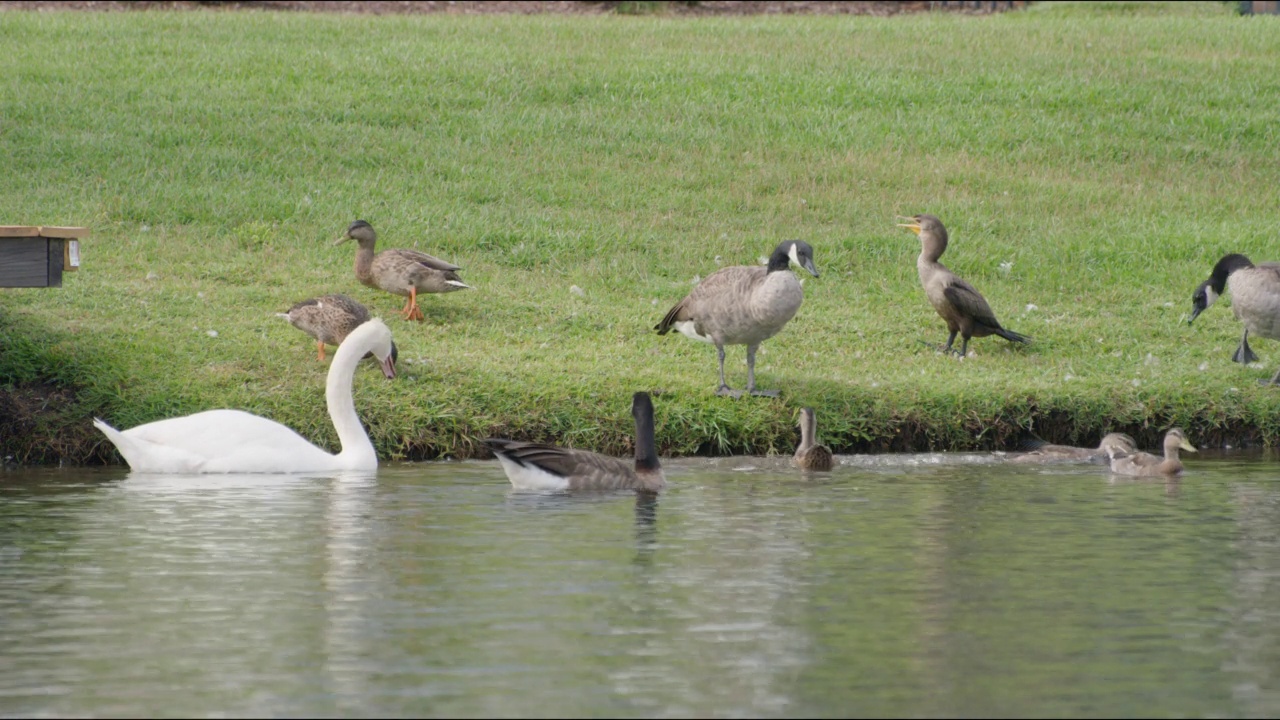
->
[[328, 338, 377, 469]]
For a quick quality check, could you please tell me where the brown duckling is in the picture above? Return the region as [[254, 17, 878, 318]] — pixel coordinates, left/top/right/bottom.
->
[[793, 407, 834, 471], [655, 240, 819, 398], [1106, 428, 1197, 477], [1188, 253, 1280, 383], [278, 293, 397, 364], [335, 220, 470, 322], [483, 392, 665, 493], [897, 214, 1030, 357], [1009, 432, 1136, 465]]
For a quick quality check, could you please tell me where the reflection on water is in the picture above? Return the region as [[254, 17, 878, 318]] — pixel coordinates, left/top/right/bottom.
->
[[3, 455, 1280, 716]]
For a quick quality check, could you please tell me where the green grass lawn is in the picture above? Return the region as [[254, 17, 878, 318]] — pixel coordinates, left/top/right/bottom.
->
[[2, 2, 1278, 464]]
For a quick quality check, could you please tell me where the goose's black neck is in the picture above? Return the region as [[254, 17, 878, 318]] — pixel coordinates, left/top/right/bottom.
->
[[1210, 253, 1255, 293], [632, 392, 660, 472], [766, 243, 793, 274]]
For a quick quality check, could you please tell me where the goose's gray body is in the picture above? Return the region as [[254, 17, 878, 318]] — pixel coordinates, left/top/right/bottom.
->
[[655, 241, 818, 397], [1190, 254, 1280, 381]]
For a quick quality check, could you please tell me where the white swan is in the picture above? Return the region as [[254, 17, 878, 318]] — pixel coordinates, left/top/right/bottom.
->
[[93, 318, 397, 474]]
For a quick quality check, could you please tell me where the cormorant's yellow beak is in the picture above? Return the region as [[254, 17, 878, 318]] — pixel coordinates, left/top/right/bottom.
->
[[896, 220, 922, 235]]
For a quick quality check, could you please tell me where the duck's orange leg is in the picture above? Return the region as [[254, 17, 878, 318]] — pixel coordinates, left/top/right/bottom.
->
[[316, 341, 327, 361], [403, 287, 424, 322]]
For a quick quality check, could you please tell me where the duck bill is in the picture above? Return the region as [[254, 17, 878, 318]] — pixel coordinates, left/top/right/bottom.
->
[[333, 236, 350, 246], [1180, 440, 1197, 453], [380, 355, 397, 379]]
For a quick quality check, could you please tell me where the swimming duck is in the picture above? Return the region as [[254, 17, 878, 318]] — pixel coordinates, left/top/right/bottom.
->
[[654, 240, 819, 398], [335, 220, 470, 322], [93, 319, 397, 473], [897, 214, 1030, 357], [1106, 428, 1197, 477], [793, 407, 834, 471], [483, 392, 665, 493], [1188, 253, 1280, 383], [278, 293, 398, 364], [1009, 432, 1136, 465]]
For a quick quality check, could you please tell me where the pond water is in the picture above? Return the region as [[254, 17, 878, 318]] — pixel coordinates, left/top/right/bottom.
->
[[3, 452, 1280, 718]]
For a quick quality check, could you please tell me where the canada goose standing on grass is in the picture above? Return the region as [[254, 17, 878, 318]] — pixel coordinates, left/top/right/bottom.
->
[[1009, 432, 1136, 465], [483, 392, 665, 493], [1188, 253, 1280, 383], [654, 240, 819, 398], [793, 407, 834, 471], [1106, 428, 1197, 477], [278, 293, 398, 364], [897, 214, 1030, 357], [335, 220, 470, 322]]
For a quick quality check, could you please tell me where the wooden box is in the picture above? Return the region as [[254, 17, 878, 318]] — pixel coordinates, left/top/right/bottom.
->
[[0, 226, 87, 288]]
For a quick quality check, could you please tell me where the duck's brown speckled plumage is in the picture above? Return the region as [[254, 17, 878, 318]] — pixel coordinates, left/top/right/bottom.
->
[[336, 220, 470, 322], [793, 407, 833, 471], [1009, 432, 1136, 465], [1107, 428, 1197, 477]]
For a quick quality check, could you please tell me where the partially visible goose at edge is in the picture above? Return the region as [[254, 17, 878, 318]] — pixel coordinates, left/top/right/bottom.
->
[[335, 220, 470, 322], [93, 319, 397, 474], [654, 240, 819, 398], [1009, 432, 1136, 465], [1106, 428, 1197, 477], [793, 407, 834, 471], [278, 293, 398, 364], [1188, 253, 1280, 384], [897, 214, 1030, 358], [483, 392, 665, 493]]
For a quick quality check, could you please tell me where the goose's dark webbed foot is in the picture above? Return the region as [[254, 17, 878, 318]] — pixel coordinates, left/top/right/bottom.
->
[[748, 388, 780, 398], [716, 385, 743, 399]]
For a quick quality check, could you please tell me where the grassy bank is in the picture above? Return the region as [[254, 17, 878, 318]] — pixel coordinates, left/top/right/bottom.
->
[[2, 2, 1278, 464]]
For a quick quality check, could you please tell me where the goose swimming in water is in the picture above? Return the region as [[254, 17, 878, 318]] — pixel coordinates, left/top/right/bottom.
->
[[483, 392, 665, 493], [1188, 253, 1280, 384], [93, 319, 397, 474], [336, 220, 470, 322], [654, 240, 819, 398], [897, 214, 1030, 358]]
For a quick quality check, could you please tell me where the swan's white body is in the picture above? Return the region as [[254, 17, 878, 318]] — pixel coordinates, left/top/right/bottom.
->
[[94, 319, 396, 474]]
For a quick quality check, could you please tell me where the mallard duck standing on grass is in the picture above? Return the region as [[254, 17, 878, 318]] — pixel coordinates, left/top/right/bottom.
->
[[335, 220, 470, 322], [1106, 428, 1197, 477], [897, 214, 1030, 358], [278, 293, 398, 364], [793, 407, 834, 471], [1188, 253, 1280, 383], [654, 240, 819, 398]]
